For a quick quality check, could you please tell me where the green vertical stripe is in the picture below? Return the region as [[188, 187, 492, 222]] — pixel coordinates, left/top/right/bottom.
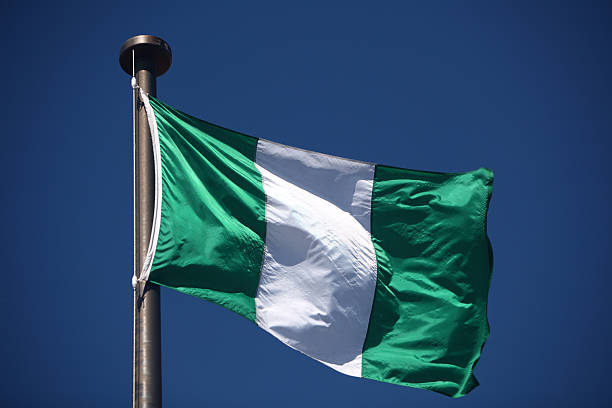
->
[[362, 165, 493, 397], [147, 97, 266, 322]]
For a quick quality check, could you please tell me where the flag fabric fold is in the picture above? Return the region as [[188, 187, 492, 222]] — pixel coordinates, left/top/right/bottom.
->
[[139, 91, 494, 398]]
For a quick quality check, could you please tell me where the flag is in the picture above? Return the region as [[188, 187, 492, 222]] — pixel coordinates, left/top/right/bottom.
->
[[138, 91, 494, 398]]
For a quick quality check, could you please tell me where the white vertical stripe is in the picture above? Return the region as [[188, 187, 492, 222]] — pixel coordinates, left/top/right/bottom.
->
[[255, 140, 377, 377]]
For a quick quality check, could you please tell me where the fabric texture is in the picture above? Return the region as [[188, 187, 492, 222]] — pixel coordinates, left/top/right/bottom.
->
[[141, 94, 494, 397], [362, 165, 494, 397], [254, 140, 377, 377], [147, 97, 266, 322]]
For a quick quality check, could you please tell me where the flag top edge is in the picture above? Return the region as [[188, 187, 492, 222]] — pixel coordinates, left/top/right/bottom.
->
[[147, 96, 493, 179]]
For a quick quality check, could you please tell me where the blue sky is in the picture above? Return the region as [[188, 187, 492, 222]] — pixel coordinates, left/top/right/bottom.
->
[[2, 1, 611, 406]]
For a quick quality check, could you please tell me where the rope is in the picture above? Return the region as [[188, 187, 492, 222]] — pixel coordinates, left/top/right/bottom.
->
[[132, 47, 138, 290]]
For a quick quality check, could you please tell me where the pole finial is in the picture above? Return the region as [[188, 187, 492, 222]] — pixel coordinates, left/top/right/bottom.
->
[[119, 35, 172, 77]]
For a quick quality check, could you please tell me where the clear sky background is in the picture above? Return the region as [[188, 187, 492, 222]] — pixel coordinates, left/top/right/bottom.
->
[[2, 1, 611, 407]]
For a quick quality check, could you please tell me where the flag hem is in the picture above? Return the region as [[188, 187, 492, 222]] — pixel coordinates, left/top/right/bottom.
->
[[137, 89, 163, 283]]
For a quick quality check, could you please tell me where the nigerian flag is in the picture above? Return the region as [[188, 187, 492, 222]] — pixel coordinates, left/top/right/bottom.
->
[[138, 90, 494, 398]]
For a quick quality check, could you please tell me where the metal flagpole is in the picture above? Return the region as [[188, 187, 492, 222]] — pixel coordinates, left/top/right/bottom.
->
[[120, 35, 172, 408]]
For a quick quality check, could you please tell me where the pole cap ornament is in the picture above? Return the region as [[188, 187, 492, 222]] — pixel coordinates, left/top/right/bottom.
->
[[119, 35, 172, 77]]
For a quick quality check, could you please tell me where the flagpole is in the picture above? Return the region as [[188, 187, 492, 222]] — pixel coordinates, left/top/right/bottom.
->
[[120, 35, 172, 408]]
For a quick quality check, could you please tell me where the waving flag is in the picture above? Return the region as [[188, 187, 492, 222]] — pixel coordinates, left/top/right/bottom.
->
[[138, 91, 493, 397]]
